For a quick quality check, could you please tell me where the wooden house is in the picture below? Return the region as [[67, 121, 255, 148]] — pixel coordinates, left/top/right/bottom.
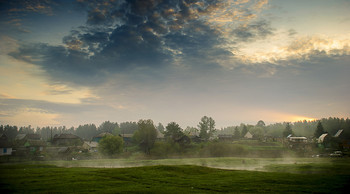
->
[[83, 141, 98, 152], [92, 132, 113, 142], [0, 134, 12, 156], [218, 134, 234, 141], [52, 134, 83, 146]]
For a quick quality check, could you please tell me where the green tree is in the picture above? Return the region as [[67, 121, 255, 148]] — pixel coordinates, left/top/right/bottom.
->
[[120, 121, 138, 134], [233, 127, 240, 139], [134, 119, 157, 154], [256, 120, 266, 127], [184, 126, 199, 136], [98, 121, 119, 134], [198, 116, 216, 140], [157, 123, 165, 133], [98, 135, 123, 156], [283, 122, 293, 137], [241, 125, 248, 138], [314, 121, 325, 138], [165, 122, 183, 142]]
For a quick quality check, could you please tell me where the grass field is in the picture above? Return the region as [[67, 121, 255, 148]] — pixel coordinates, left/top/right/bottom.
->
[[1, 157, 349, 193]]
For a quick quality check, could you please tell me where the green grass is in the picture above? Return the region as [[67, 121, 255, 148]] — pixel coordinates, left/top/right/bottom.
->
[[1, 158, 350, 193]]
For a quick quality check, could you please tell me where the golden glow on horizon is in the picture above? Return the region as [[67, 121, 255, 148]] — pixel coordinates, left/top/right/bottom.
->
[[235, 34, 350, 64], [1, 108, 60, 127]]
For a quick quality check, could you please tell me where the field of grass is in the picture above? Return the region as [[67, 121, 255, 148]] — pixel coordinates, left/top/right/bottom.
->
[[1, 157, 349, 193]]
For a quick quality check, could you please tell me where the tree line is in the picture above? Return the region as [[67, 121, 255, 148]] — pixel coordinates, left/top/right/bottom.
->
[[1, 117, 349, 142], [219, 117, 350, 139]]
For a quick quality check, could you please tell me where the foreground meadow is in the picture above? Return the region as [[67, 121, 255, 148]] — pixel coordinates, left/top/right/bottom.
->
[[1, 157, 349, 193]]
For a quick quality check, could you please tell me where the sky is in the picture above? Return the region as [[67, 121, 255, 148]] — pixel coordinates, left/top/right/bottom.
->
[[0, 0, 349, 128]]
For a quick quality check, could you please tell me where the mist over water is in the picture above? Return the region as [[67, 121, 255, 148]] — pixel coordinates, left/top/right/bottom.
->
[[48, 157, 320, 172]]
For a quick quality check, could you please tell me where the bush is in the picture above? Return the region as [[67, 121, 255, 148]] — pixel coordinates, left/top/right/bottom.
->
[[150, 142, 181, 158], [98, 135, 123, 156], [199, 142, 248, 157]]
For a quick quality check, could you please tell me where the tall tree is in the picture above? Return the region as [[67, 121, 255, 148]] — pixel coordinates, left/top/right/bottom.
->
[[314, 121, 325, 138], [76, 124, 97, 140], [256, 120, 266, 127], [198, 116, 216, 140], [157, 123, 165, 133], [134, 119, 157, 154], [98, 121, 120, 134], [283, 122, 293, 137], [233, 127, 240, 139], [241, 125, 248, 138], [165, 122, 183, 142], [120, 121, 138, 134]]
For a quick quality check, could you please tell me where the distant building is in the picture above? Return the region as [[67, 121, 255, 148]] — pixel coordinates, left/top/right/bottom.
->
[[24, 139, 46, 153], [92, 132, 113, 142], [120, 134, 133, 145], [288, 137, 307, 143], [156, 130, 164, 141], [287, 136, 309, 150], [52, 134, 83, 146], [15, 134, 41, 145], [0, 134, 12, 156], [83, 141, 98, 152], [174, 135, 191, 145], [244, 132, 253, 139], [333, 129, 350, 150], [218, 134, 234, 141]]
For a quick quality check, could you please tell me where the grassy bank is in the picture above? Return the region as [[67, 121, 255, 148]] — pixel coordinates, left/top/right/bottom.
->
[[1, 158, 350, 193]]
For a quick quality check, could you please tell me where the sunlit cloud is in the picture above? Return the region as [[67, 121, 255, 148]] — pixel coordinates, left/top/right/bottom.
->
[[0, 108, 60, 127], [235, 34, 350, 64]]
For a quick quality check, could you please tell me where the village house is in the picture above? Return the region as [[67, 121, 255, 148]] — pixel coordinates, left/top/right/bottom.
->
[[0, 134, 12, 156], [24, 140, 46, 154], [318, 132, 332, 148], [119, 134, 133, 145], [15, 133, 41, 145], [82, 141, 98, 152], [52, 134, 83, 146], [287, 136, 308, 150], [92, 132, 113, 142], [333, 129, 350, 150], [218, 134, 234, 141], [14, 134, 46, 156]]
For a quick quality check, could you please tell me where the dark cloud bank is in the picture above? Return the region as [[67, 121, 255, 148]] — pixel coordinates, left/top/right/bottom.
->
[[8, 0, 273, 86]]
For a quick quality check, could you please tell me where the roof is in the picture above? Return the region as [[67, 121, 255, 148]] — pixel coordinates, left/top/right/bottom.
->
[[157, 131, 164, 138], [318, 133, 329, 143], [334, 129, 343, 138], [54, 134, 81, 139], [58, 147, 70, 153], [26, 134, 41, 140], [94, 132, 113, 138], [15, 134, 41, 140], [289, 137, 307, 140], [26, 140, 46, 147], [83, 141, 98, 148], [0, 140, 12, 148], [15, 134, 26, 140], [244, 132, 253, 138], [120, 134, 133, 138], [0, 134, 8, 141]]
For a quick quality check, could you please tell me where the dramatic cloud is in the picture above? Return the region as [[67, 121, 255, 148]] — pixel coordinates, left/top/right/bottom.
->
[[1, 0, 350, 127], [236, 35, 350, 64], [8, 0, 273, 87]]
